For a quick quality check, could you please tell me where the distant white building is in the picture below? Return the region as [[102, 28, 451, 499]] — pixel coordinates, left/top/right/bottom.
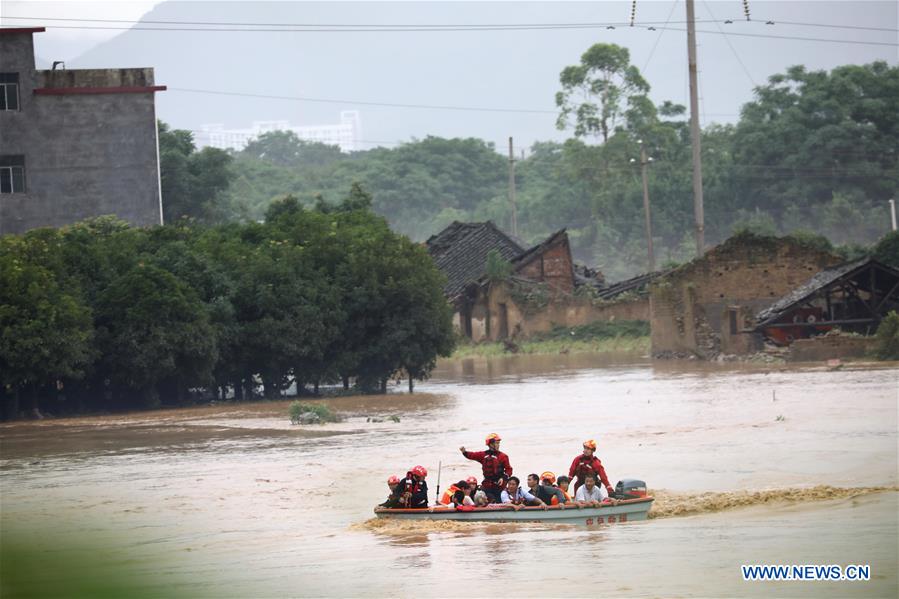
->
[[196, 110, 361, 153]]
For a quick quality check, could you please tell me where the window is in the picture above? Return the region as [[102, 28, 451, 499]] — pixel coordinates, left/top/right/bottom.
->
[[0, 73, 20, 111], [0, 155, 26, 193]]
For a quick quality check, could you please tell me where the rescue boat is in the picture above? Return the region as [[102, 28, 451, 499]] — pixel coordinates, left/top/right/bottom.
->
[[374, 479, 653, 525]]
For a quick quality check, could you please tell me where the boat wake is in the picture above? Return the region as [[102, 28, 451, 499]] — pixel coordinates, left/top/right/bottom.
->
[[648, 485, 897, 519]]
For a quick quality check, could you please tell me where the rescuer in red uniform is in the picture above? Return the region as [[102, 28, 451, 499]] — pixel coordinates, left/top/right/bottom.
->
[[396, 465, 429, 508], [568, 439, 614, 497], [459, 433, 512, 503]]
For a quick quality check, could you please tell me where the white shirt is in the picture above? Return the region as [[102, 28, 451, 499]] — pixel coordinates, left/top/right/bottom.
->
[[501, 487, 537, 504], [575, 484, 608, 502]]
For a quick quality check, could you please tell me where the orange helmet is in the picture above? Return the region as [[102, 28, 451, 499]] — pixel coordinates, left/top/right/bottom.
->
[[387, 475, 400, 485], [583, 439, 597, 451], [541, 471, 556, 484], [466, 476, 479, 486], [411, 465, 428, 478], [485, 433, 502, 445]]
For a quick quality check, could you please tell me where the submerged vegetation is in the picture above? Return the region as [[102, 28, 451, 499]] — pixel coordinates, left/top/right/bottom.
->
[[288, 401, 341, 425], [450, 320, 650, 359]]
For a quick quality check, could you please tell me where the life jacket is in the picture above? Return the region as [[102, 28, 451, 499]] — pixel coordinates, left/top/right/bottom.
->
[[482, 450, 505, 481], [399, 473, 425, 508], [507, 488, 525, 505], [440, 485, 461, 505], [550, 487, 571, 505], [573, 455, 597, 479]]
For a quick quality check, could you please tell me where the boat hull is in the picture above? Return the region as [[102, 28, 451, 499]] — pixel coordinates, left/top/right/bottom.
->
[[374, 497, 653, 525]]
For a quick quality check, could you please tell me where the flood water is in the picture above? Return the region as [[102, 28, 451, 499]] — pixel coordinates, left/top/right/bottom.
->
[[1, 354, 897, 597]]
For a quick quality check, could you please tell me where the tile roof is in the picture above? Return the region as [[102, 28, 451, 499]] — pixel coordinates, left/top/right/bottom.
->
[[426, 221, 525, 299], [594, 270, 666, 300], [755, 257, 898, 325]]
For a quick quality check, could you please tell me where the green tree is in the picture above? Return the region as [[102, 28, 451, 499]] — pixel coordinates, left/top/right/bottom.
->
[[555, 43, 650, 142], [0, 233, 94, 418], [872, 231, 899, 267], [241, 131, 343, 168], [94, 263, 217, 406], [158, 121, 236, 224]]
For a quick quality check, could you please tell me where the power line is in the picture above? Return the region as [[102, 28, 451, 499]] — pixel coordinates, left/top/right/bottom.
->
[[702, 0, 757, 87], [642, 0, 680, 73], [169, 87, 558, 114], [3, 15, 896, 32], [0, 19, 896, 45]]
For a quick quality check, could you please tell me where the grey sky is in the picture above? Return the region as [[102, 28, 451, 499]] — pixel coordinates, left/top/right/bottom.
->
[[3, 1, 897, 151]]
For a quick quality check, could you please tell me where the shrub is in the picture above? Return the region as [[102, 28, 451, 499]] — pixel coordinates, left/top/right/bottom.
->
[[288, 401, 340, 424], [874, 311, 899, 360]]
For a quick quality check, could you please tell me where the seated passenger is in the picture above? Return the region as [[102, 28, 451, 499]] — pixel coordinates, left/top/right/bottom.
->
[[472, 489, 490, 507], [574, 473, 607, 507], [539, 471, 570, 507], [451, 488, 475, 508], [500, 476, 547, 511], [526, 473, 567, 508], [555, 475, 573, 503], [397, 465, 429, 509], [465, 476, 480, 500], [439, 480, 471, 505], [378, 475, 402, 508]]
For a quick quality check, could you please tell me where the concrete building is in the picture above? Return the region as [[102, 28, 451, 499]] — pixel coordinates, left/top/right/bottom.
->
[[0, 27, 165, 235], [649, 233, 843, 358], [196, 111, 362, 153]]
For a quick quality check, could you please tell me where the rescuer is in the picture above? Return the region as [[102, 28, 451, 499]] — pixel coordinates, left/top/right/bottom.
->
[[459, 433, 512, 503], [397, 465, 429, 508], [568, 439, 614, 497]]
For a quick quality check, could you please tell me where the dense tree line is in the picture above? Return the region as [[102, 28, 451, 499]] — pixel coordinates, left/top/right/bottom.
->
[[159, 57, 896, 281], [0, 189, 455, 419]]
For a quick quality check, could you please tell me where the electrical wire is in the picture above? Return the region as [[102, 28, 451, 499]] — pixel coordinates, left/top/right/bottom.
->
[[641, 0, 680, 73], [169, 87, 558, 114], [2, 15, 896, 32], [702, 0, 757, 87]]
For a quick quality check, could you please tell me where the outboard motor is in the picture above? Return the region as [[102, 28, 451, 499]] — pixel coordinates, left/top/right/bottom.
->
[[614, 478, 647, 499]]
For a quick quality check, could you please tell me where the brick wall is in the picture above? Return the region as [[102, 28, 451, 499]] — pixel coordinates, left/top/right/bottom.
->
[[786, 335, 876, 362], [650, 236, 842, 357]]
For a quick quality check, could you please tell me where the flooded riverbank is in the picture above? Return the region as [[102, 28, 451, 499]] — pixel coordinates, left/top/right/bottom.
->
[[2, 355, 896, 597]]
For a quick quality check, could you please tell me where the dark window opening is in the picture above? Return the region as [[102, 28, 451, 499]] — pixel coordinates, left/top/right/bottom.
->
[[0, 155, 26, 193], [0, 73, 20, 111], [729, 309, 738, 335]]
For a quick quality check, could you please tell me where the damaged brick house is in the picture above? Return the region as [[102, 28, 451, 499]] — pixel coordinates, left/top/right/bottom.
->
[[426, 221, 653, 341], [752, 256, 899, 360], [649, 233, 843, 358]]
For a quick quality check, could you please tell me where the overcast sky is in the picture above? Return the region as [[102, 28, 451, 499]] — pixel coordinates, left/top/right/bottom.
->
[[2, 1, 897, 151]]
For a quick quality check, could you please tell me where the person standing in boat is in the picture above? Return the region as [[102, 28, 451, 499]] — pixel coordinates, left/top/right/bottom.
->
[[396, 465, 429, 509], [568, 439, 614, 497], [459, 433, 513, 503]]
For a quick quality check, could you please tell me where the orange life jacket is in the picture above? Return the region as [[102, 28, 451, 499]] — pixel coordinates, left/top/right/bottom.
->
[[439, 485, 461, 505]]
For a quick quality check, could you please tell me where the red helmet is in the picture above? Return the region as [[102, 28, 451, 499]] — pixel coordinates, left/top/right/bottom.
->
[[466, 476, 479, 486], [387, 475, 400, 485], [485, 433, 502, 445], [583, 439, 597, 451], [541, 471, 556, 484], [411, 465, 428, 478]]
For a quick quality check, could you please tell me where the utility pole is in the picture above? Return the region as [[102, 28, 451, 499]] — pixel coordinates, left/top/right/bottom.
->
[[508, 136, 518, 237], [890, 199, 897, 231], [686, 0, 705, 257], [631, 140, 655, 272]]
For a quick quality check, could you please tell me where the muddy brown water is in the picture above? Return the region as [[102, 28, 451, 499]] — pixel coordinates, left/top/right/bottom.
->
[[1, 354, 897, 597]]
